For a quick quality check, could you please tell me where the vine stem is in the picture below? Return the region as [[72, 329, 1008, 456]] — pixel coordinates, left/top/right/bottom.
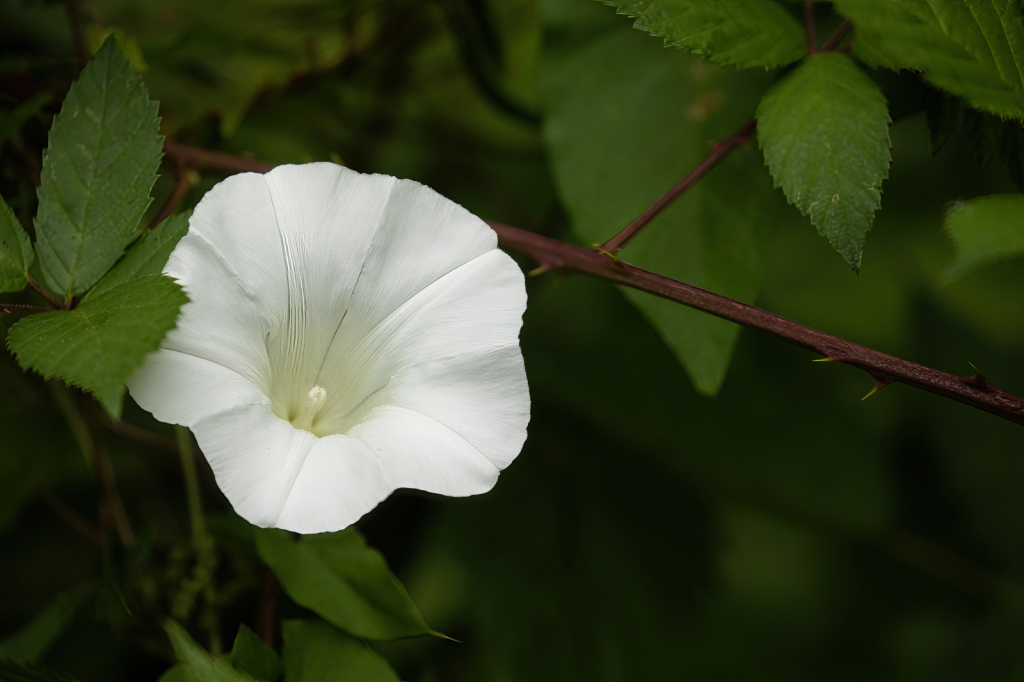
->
[[26, 275, 65, 309], [488, 220, 1024, 427], [159, 141, 1024, 427], [805, 3, 818, 54], [175, 426, 207, 547], [820, 19, 854, 53]]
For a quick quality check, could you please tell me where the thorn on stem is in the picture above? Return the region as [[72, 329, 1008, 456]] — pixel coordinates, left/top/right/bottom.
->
[[862, 373, 893, 401], [963, 362, 996, 392]]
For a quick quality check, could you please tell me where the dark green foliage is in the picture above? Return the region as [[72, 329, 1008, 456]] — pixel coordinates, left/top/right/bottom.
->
[[543, 0, 785, 395], [0, 193, 33, 293], [33, 37, 163, 299], [7, 274, 188, 416], [226, 626, 281, 682], [834, 0, 1024, 118], [255, 529, 433, 641], [281, 621, 401, 682], [86, 212, 191, 301], [945, 194, 1024, 280], [603, 0, 806, 68], [757, 53, 891, 270]]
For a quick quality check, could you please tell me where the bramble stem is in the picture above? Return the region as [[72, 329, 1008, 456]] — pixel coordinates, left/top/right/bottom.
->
[[600, 118, 757, 254], [487, 220, 1024, 427], [805, 3, 818, 53], [820, 19, 854, 53], [176, 426, 207, 547], [26, 275, 65, 309]]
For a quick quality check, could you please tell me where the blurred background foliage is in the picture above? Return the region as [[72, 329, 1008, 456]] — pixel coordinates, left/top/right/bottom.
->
[[2, 0, 1024, 680]]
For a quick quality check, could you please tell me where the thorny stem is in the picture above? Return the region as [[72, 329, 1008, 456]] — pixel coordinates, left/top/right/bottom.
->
[[600, 119, 758, 254], [820, 19, 854, 53], [0, 303, 51, 314], [805, 3, 818, 53], [97, 413, 178, 452], [488, 221, 1024, 427], [163, 139, 274, 175], [176, 426, 207, 547], [148, 167, 193, 230], [160, 141, 1024, 426]]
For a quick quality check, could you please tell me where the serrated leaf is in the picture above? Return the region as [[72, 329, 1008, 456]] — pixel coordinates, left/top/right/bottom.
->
[[227, 625, 282, 682], [603, 0, 806, 69], [757, 52, 891, 271], [7, 274, 187, 417], [281, 620, 401, 682], [163, 620, 258, 682], [0, 592, 81, 664], [0, 192, 34, 293], [254, 528, 433, 641], [944, 194, 1024, 280], [34, 36, 163, 299], [542, 0, 785, 395], [834, 0, 1024, 119], [85, 212, 190, 301]]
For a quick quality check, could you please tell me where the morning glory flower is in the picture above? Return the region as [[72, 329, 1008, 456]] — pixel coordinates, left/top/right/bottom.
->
[[128, 163, 529, 534]]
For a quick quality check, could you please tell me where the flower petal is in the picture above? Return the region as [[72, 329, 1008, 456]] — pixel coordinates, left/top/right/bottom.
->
[[314, 249, 527, 432], [277, 405, 500, 534], [127, 349, 269, 427], [191, 403, 323, 528]]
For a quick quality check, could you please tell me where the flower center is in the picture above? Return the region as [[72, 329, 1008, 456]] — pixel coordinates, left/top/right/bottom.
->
[[290, 385, 327, 433]]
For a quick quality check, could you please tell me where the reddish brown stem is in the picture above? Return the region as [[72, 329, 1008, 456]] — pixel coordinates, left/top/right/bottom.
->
[[26, 275, 65, 310], [488, 220, 1024, 427], [600, 118, 758, 253], [805, 3, 818, 53], [256, 569, 278, 648], [164, 139, 274, 175], [149, 167, 192, 230], [820, 19, 854, 53], [1, 303, 51, 314], [96, 412, 178, 453]]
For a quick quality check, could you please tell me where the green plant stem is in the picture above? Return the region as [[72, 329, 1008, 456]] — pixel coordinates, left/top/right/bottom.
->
[[176, 426, 207, 547], [49, 383, 136, 545]]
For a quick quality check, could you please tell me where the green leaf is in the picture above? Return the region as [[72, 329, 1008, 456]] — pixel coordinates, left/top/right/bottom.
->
[[542, 0, 785, 395], [944, 194, 1024, 280], [756, 52, 891, 271], [254, 528, 433, 640], [834, 0, 1024, 119], [7, 274, 187, 417], [33, 36, 163, 299], [0, 592, 81, 663], [0, 192, 34, 294], [281, 620, 401, 682], [0, 661, 80, 682], [603, 0, 806, 69], [163, 620, 258, 682], [85, 212, 190, 301], [227, 625, 282, 682]]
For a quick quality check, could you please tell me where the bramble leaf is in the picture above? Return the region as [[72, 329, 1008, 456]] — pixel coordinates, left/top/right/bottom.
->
[[603, 0, 806, 69], [254, 528, 433, 641], [757, 52, 891, 271], [0, 192, 34, 293], [542, 0, 786, 395], [33, 37, 163, 299], [834, 0, 1024, 119], [7, 274, 187, 417], [282, 620, 401, 682], [945, 194, 1024, 280], [85, 212, 190, 301]]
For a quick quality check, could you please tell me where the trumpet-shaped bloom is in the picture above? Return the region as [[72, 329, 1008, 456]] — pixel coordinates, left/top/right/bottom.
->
[[128, 164, 529, 534]]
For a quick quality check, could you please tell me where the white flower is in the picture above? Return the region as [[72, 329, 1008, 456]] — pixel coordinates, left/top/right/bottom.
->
[[128, 163, 529, 534]]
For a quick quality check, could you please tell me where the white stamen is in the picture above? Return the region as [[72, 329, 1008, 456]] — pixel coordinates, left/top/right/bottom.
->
[[292, 385, 327, 432]]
